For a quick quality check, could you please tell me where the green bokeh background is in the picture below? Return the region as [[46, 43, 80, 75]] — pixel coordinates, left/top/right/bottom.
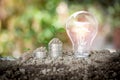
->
[[0, 0, 120, 57]]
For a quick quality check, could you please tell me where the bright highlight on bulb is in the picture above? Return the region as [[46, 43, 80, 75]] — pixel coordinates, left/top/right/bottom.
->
[[66, 11, 98, 57]]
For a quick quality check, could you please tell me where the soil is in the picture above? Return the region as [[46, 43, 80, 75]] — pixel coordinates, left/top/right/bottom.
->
[[0, 50, 120, 80]]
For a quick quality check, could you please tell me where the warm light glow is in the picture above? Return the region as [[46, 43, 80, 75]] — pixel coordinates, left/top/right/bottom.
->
[[71, 22, 90, 36], [66, 11, 98, 57]]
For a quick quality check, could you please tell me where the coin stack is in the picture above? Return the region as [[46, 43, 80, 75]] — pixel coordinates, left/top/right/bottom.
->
[[48, 38, 63, 58], [33, 47, 47, 59]]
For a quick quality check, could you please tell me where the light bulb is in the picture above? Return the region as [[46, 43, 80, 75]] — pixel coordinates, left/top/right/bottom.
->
[[66, 11, 98, 57]]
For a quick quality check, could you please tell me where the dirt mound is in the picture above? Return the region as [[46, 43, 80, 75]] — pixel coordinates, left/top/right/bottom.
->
[[0, 50, 120, 80]]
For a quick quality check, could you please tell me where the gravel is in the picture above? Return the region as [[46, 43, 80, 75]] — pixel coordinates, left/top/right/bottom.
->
[[0, 50, 120, 80]]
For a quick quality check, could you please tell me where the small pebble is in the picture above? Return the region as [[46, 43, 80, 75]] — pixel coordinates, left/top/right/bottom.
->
[[19, 68, 25, 74]]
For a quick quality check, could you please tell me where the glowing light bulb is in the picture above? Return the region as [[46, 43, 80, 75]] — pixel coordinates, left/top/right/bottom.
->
[[66, 11, 98, 57]]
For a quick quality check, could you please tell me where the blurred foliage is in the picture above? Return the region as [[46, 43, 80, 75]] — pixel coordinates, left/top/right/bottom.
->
[[108, 1, 120, 28], [0, 0, 120, 57]]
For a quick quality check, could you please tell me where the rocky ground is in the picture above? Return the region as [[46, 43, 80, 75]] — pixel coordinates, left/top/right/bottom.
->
[[0, 50, 120, 80]]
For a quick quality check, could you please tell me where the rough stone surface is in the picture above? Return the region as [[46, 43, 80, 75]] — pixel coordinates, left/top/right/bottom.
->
[[0, 50, 120, 80]]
